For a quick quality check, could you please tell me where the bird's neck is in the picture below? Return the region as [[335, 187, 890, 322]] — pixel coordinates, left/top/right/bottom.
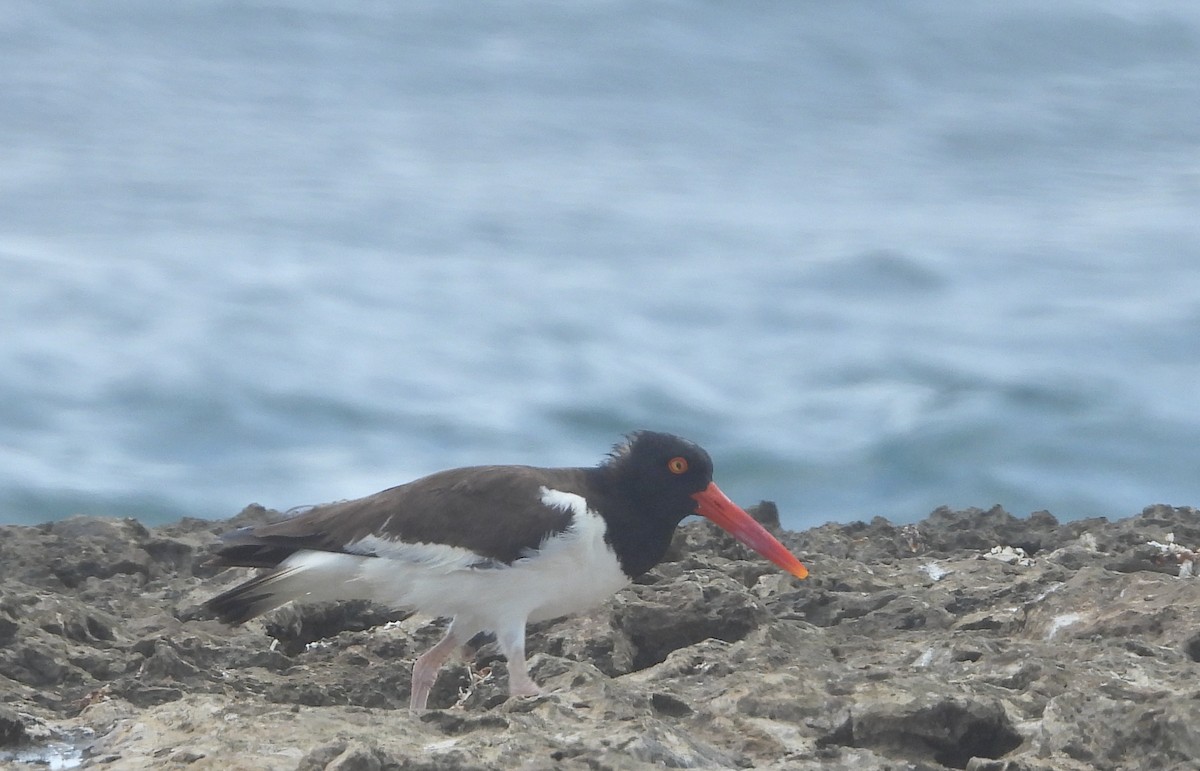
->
[[585, 467, 687, 578]]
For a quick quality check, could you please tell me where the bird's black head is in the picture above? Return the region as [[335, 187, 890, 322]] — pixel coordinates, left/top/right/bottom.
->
[[603, 430, 714, 518], [591, 431, 715, 576], [593, 430, 809, 581]]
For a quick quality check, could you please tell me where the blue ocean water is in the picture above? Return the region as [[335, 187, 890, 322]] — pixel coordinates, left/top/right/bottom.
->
[[2, 2, 1198, 530]]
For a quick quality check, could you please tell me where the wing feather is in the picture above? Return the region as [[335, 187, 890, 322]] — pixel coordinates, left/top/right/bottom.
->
[[210, 466, 589, 568]]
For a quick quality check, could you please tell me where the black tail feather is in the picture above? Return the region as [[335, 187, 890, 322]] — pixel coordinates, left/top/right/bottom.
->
[[204, 568, 296, 625], [208, 525, 305, 569], [211, 543, 302, 569]]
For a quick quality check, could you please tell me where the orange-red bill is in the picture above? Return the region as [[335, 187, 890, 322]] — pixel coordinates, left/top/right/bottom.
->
[[691, 482, 808, 579]]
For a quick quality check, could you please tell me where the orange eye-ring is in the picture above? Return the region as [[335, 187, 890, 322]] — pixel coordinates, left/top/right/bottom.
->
[[667, 457, 688, 474]]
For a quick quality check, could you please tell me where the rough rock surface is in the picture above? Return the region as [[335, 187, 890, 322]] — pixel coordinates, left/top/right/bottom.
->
[[2, 502, 1200, 770]]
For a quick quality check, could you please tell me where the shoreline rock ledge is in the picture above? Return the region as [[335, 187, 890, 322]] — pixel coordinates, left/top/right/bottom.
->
[[2, 502, 1199, 770]]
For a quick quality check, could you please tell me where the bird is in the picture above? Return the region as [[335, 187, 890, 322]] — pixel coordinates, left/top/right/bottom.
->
[[203, 431, 808, 710]]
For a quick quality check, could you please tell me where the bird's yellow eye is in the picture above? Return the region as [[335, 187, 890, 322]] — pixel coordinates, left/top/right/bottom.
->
[[667, 457, 688, 474]]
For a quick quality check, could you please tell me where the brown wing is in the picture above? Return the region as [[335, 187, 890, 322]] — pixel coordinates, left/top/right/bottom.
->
[[212, 465, 590, 568]]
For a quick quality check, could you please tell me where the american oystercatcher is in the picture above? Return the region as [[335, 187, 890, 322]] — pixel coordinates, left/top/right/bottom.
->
[[204, 431, 808, 709]]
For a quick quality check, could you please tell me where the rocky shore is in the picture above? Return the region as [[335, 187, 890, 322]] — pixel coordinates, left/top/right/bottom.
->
[[2, 502, 1199, 770]]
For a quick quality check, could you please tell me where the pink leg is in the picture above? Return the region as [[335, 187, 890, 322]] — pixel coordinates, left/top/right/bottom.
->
[[410, 624, 468, 711], [496, 621, 541, 699]]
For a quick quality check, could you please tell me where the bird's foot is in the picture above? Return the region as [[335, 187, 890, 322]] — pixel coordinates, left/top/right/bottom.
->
[[507, 678, 543, 699]]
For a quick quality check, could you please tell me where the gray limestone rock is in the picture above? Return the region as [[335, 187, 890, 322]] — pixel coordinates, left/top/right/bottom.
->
[[1, 503, 1199, 770]]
